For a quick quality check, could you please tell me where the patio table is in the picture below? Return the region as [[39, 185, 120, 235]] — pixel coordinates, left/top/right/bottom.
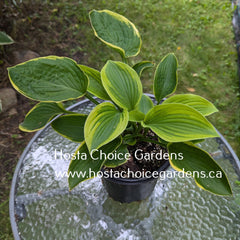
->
[[10, 95, 240, 240]]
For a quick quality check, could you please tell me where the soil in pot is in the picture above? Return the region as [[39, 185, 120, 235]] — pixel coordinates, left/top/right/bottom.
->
[[102, 131, 170, 203]]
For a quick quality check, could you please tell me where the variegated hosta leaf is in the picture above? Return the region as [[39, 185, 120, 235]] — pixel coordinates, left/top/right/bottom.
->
[[154, 53, 178, 103], [104, 144, 129, 167], [89, 9, 142, 58], [163, 94, 218, 116], [129, 95, 154, 122], [142, 103, 219, 142], [51, 114, 87, 142], [20, 102, 68, 132], [132, 61, 154, 76], [8, 56, 88, 102], [68, 138, 121, 190], [168, 142, 232, 196], [129, 110, 145, 122], [78, 64, 110, 100], [136, 94, 154, 115], [84, 102, 128, 151], [101, 60, 142, 111]]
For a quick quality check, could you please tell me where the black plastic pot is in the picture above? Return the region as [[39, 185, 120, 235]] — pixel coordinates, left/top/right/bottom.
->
[[102, 160, 170, 203]]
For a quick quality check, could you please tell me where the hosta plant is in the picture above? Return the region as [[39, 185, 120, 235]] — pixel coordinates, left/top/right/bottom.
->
[[8, 9, 232, 196]]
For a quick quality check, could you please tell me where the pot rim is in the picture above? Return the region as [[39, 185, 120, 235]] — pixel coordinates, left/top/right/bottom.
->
[[101, 160, 170, 184]]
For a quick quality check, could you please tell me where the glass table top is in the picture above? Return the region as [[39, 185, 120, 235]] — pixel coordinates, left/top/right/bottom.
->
[[10, 96, 240, 240]]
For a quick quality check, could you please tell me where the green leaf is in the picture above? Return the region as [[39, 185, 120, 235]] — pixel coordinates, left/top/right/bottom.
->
[[101, 60, 142, 111], [89, 10, 141, 58], [68, 138, 121, 190], [8, 56, 88, 102], [136, 94, 154, 114], [84, 102, 128, 151], [0, 31, 14, 45], [154, 53, 178, 103], [104, 144, 129, 167], [168, 142, 232, 196], [142, 103, 219, 142], [19, 102, 67, 132], [123, 134, 137, 146], [190, 139, 205, 144], [78, 64, 110, 100], [132, 61, 154, 76], [129, 110, 145, 122], [163, 94, 218, 116], [51, 114, 87, 142]]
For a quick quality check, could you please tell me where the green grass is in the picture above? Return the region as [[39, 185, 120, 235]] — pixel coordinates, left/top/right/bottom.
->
[[1, 0, 239, 239], [0, 199, 12, 240]]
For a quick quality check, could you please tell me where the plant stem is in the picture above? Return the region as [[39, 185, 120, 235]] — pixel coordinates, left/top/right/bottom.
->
[[132, 122, 138, 133], [85, 93, 100, 105], [143, 128, 148, 137], [136, 123, 143, 134], [112, 101, 123, 112], [121, 55, 128, 64]]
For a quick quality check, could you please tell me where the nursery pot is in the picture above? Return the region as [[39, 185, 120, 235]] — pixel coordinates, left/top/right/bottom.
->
[[102, 160, 170, 203]]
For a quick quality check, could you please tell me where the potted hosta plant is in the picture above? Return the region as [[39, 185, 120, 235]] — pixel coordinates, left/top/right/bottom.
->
[[8, 9, 232, 203]]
